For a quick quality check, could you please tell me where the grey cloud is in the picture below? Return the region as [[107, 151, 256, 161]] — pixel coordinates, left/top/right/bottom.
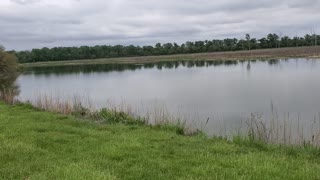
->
[[288, 0, 320, 8], [10, 0, 40, 5], [0, 15, 35, 24], [0, 0, 319, 50]]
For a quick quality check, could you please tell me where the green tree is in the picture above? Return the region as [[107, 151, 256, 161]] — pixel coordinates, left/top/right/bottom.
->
[[250, 38, 258, 49], [267, 33, 280, 48], [258, 38, 268, 49], [280, 36, 291, 47], [304, 34, 313, 46], [0, 46, 19, 76], [245, 34, 251, 50], [0, 46, 20, 104]]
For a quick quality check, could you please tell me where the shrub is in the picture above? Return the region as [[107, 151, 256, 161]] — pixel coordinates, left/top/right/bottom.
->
[[0, 46, 20, 104]]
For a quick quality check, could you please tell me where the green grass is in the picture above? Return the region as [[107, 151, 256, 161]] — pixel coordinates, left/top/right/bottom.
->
[[1, 102, 320, 179]]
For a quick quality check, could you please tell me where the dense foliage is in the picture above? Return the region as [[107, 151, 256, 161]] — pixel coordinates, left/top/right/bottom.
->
[[0, 46, 20, 104], [9, 33, 320, 63], [0, 46, 19, 75]]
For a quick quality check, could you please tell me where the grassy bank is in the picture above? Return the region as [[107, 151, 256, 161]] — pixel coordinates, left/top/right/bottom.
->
[[23, 46, 320, 67], [1, 102, 320, 179]]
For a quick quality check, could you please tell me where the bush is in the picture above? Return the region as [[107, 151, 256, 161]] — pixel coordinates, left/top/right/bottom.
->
[[97, 108, 145, 125], [0, 46, 19, 76], [0, 45, 20, 104]]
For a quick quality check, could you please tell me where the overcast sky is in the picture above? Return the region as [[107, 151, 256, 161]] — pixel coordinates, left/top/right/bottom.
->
[[1, 0, 320, 51]]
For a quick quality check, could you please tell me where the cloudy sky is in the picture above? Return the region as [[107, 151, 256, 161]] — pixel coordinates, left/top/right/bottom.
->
[[1, 0, 320, 50]]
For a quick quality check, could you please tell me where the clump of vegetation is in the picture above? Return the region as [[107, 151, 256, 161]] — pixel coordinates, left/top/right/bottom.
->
[[93, 108, 146, 125], [0, 46, 19, 75], [0, 45, 20, 104]]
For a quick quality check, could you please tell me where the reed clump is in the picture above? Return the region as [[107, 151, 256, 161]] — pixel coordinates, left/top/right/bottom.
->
[[28, 95, 198, 136], [245, 111, 320, 147], [0, 87, 18, 104]]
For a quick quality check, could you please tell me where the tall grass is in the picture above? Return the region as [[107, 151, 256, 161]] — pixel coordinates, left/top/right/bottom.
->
[[0, 89, 15, 104], [19, 94, 320, 146], [26, 95, 199, 136], [246, 103, 320, 147], [32, 94, 92, 114], [0, 86, 19, 105]]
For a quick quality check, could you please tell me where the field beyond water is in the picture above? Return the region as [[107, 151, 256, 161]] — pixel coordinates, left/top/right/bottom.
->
[[1, 102, 320, 179], [23, 46, 320, 67]]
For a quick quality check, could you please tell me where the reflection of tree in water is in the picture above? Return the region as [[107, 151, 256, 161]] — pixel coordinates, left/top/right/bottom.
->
[[268, 59, 280, 65], [247, 61, 251, 71], [25, 59, 284, 77], [26, 60, 240, 75]]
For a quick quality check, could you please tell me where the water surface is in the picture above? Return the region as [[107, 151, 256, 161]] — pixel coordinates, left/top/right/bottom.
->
[[18, 59, 320, 135]]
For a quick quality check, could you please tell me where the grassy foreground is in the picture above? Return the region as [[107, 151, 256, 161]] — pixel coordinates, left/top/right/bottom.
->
[[1, 102, 320, 179], [23, 46, 320, 68]]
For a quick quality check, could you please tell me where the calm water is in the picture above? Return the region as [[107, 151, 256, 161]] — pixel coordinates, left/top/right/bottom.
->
[[17, 59, 320, 134]]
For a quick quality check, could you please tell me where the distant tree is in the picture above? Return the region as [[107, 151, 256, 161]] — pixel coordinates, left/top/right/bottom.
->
[[293, 36, 300, 47], [258, 38, 268, 49], [281, 36, 291, 47], [278, 32, 283, 48], [311, 28, 318, 46], [154, 43, 163, 55], [237, 39, 246, 50], [304, 34, 313, 46], [223, 38, 237, 51], [267, 33, 280, 48], [173, 43, 180, 54], [211, 40, 223, 51], [250, 38, 258, 49], [245, 34, 251, 50], [185, 41, 194, 53]]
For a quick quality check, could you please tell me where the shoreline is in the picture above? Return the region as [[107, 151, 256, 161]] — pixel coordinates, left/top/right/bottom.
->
[[23, 46, 320, 68], [0, 101, 320, 179], [5, 95, 320, 147]]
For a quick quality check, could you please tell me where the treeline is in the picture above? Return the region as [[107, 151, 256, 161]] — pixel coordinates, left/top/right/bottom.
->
[[9, 33, 320, 63]]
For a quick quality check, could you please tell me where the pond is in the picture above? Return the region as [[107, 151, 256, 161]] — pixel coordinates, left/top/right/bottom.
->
[[16, 59, 320, 137]]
